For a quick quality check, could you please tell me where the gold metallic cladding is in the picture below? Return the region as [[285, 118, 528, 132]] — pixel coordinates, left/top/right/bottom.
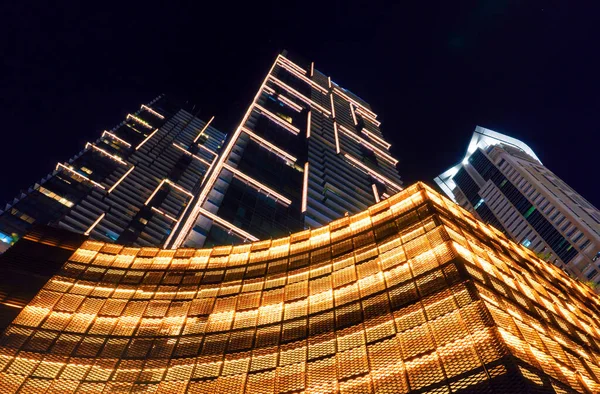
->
[[0, 183, 599, 393]]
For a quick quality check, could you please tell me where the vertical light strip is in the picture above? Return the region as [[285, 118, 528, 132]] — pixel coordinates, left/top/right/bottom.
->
[[107, 166, 135, 194], [306, 111, 311, 139], [329, 93, 336, 119], [334, 122, 340, 154], [193, 116, 215, 143], [169, 55, 282, 248], [310, 62, 314, 77], [372, 184, 380, 203], [84, 213, 106, 236], [135, 128, 159, 150], [349, 104, 358, 125], [328, 77, 332, 89], [302, 162, 309, 213]]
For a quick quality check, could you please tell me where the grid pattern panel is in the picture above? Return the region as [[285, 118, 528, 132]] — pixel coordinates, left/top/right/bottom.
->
[[0, 183, 598, 393]]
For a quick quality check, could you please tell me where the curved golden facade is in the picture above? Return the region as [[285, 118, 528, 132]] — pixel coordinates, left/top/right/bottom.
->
[[0, 183, 599, 393]]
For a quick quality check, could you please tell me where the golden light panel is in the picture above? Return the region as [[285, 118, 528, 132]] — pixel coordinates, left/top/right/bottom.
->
[[0, 183, 599, 393]]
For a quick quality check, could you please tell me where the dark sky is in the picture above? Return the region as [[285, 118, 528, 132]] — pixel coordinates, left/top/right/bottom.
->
[[1, 1, 599, 208]]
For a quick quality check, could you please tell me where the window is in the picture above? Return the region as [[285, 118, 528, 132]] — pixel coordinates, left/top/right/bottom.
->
[[38, 186, 74, 207]]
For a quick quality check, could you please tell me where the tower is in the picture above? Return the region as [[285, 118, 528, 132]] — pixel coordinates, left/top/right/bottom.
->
[[435, 126, 600, 287]]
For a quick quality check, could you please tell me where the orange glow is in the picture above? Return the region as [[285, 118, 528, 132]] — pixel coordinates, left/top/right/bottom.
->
[[193, 116, 215, 143]]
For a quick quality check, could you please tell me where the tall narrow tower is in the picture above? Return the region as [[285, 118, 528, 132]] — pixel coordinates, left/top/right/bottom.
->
[[171, 52, 402, 248]]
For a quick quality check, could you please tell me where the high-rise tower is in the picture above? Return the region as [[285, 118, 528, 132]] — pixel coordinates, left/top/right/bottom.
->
[[0, 183, 598, 393], [170, 52, 403, 248], [0, 96, 225, 253], [435, 126, 600, 286]]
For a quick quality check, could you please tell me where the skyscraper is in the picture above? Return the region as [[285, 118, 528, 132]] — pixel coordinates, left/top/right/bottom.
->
[[435, 126, 600, 286], [0, 96, 226, 253], [0, 183, 598, 393], [169, 51, 403, 249]]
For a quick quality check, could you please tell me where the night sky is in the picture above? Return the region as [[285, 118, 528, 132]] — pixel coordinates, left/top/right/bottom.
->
[[1, 2, 598, 208]]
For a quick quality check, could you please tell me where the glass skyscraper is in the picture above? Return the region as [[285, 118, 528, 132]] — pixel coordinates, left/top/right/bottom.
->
[[435, 126, 600, 288], [0, 183, 598, 393], [0, 96, 226, 253], [170, 52, 403, 249]]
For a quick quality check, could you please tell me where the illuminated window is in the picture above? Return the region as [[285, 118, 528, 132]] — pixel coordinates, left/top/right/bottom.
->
[[37, 186, 74, 207]]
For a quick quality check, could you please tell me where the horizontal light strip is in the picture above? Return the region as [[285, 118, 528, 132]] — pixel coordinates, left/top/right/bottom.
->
[[84, 213, 106, 236], [164, 180, 194, 198], [199, 207, 259, 241], [277, 95, 303, 112], [263, 85, 276, 95], [102, 131, 131, 147], [355, 107, 381, 127], [333, 88, 377, 119], [241, 127, 297, 162], [170, 56, 280, 248], [193, 116, 215, 143], [278, 55, 307, 74], [151, 207, 178, 222], [126, 114, 153, 129], [56, 163, 106, 189], [253, 104, 300, 134], [172, 143, 212, 166], [0, 301, 23, 309], [135, 128, 159, 150], [268, 76, 331, 116], [343, 154, 402, 190], [223, 164, 292, 205], [302, 162, 309, 213], [276, 59, 329, 94], [338, 125, 398, 165], [362, 128, 391, 149], [107, 166, 135, 194], [86, 143, 128, 165], [141, 104, 165, 119]]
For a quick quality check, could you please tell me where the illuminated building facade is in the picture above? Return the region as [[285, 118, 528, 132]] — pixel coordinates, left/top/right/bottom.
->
[[0, 96, 225, 253], [435, 126, 600, 287], [0, 183, 598, 393], [170, 51, 402, 248]]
